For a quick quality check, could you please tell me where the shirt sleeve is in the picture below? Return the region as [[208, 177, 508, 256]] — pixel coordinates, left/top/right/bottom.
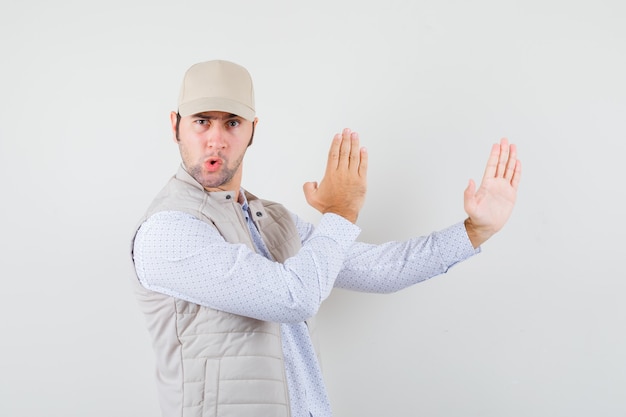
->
[[333, 221, 480, 293], [132, 210, 360, 323]]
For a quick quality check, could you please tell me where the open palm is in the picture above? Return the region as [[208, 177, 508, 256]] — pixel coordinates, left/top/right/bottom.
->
[[464, 138, 522, 246]]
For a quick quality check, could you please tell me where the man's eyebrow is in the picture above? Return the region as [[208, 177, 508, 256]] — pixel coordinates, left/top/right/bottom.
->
[[192, 113, 240, 120]]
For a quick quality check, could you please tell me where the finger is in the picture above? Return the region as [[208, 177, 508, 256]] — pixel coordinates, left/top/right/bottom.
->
[[482, 143, 500, 180], [511, 160, 522, 190], [337, 128, 352, 169], [358, 146, 368, 178], [504, 143, 518, 181], [495, 138, 510, 178], [349, 131, 361, 171], [326, 133, 342, 173]]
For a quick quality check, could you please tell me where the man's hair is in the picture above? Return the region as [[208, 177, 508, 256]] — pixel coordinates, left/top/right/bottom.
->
[[175, 112, 182, 141]]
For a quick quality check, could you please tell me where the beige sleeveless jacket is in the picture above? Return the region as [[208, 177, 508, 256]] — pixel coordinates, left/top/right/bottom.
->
[[130, 166, 302, 417]]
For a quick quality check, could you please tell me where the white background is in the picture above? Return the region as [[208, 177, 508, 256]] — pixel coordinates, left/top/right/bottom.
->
[[1, 0, 625, 416]]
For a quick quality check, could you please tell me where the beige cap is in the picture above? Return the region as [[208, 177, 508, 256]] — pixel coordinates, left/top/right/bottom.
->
[[177, 60, 255, 121]]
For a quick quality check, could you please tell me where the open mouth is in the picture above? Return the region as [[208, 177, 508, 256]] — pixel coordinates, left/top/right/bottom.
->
[[205, 157, 222, 171]]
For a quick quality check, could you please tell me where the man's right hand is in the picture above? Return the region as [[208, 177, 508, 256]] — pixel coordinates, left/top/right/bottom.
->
[[303, 128, 368, 224]]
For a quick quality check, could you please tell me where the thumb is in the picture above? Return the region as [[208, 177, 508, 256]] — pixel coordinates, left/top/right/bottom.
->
[[464, 179, 476, 197], [464, 179, 476, 212], [302, 181, 318, 203]]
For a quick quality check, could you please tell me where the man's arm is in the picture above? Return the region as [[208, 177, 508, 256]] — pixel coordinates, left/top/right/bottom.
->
[[133, 210, 360, 323], [318, 137, 520, 293], [134, 129, 369, 323]]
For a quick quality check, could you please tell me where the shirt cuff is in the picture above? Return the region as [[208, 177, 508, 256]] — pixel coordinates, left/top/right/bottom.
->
[[434, 221, 481, 268]]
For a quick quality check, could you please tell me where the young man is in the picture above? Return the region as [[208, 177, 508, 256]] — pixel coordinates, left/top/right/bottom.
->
[[131, 59, 521, 417]]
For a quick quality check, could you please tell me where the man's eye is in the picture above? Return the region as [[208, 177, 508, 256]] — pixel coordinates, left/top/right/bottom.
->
[[195, 119, 208, 125], [228, 120, 240, 127]]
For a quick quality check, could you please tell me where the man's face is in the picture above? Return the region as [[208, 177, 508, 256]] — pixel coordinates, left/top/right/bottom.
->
[[171, 111, 256, 192]]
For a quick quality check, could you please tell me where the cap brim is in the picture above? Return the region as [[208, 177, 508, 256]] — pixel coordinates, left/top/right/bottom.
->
[[178, 97, 255, 121]]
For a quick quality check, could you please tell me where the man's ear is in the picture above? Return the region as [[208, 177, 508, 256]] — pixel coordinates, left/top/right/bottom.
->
[[248, 117, 258, 147], [170, 111, 180, 143]]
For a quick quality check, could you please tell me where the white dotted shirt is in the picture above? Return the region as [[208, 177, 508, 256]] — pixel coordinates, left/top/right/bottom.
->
[[133, 195, 478, 417]]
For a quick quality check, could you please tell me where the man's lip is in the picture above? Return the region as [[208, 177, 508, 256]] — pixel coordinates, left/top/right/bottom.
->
[[204, 157, 223, 172]]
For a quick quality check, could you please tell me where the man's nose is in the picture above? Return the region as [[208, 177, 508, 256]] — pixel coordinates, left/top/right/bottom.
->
[[206, 125, 227, 148]]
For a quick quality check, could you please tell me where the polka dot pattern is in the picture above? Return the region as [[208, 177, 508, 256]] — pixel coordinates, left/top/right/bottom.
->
[[133, 197, 478, 417]]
